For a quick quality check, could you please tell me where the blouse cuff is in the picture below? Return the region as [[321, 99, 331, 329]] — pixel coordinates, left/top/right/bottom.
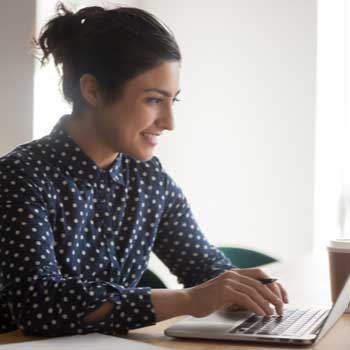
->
[[106, 287, 157, 335]]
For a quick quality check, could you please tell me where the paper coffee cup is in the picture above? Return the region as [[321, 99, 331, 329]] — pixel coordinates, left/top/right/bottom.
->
[[327, 239, 350, 311]]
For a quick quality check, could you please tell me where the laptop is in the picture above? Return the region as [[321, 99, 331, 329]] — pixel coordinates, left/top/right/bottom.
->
[[165, 274, 350, 345]]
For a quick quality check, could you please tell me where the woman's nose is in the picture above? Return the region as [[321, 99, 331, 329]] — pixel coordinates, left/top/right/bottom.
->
[[157, 107, 175, 131]]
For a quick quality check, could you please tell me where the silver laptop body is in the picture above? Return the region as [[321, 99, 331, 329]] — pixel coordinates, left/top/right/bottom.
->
[[165, 275, 350, 345]]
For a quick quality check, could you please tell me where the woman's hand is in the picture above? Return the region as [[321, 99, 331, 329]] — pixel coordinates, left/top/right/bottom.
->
[[185, 268, 288, 318]]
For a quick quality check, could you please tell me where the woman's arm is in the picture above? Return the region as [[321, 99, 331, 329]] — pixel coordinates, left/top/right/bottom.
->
[[85, 271, 286, 324], [84, 289, 190, 324]]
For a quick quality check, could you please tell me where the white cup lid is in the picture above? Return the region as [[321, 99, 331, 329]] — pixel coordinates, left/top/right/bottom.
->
[[327, 239, 350, 252]]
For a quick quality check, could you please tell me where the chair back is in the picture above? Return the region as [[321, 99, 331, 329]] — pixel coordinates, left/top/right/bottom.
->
[[138, 269, 167, 288], [218, 246, 277, 268]]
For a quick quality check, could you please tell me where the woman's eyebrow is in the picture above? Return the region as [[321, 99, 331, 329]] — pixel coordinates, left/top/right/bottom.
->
[[143, 88, 181, 97]]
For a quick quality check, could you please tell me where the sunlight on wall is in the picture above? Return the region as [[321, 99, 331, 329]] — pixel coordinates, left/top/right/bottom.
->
[[33, 1, 71, 139], [313, 0, 350, 250]]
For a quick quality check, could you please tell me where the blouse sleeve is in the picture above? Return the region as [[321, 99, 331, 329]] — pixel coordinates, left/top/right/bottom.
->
[[152, 158, 235, 288], [0, 164, 156, 336]]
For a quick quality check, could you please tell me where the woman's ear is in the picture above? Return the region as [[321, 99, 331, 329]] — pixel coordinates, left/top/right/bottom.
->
[[79, 73, 104, 108]]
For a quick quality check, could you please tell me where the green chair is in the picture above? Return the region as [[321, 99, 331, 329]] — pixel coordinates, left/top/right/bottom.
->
[[138, 268, 167, 289], [137, 247, 277, 288], [218, 247, 278, 268]]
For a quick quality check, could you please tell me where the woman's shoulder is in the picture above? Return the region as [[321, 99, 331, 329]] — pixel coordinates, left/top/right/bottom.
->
[[0, 143, 31, 172], [0, 138, 48, 187]]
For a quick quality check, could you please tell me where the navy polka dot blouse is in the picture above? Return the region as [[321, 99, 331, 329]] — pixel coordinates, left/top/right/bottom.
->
[[0, 115, 233, 336]]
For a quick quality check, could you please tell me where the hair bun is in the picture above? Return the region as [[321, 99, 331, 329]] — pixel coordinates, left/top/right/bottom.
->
[[35, 2, 83, 65]]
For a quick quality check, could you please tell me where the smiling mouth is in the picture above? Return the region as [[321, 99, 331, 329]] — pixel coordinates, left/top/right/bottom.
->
[[141, 132, 160, 146], [141, 132, 161, 136]]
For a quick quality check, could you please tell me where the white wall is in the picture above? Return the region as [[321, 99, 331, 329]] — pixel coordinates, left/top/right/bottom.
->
[[12, 0, 316, 287], [313, 1, 350, 252], [0, 0, 35, 155]]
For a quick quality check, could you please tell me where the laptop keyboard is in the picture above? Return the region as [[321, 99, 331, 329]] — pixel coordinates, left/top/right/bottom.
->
[[230, 309, 328, 337]]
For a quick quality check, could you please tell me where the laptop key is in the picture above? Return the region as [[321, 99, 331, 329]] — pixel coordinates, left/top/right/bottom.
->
[[266, 310, 309, 335], [295, 310, 329, 336], [255, 311, 300, 335], [232, 315, 261, 333], [231, 309, 309, 335], [282, 309, 327, 336], [254, 310, 315, 336]]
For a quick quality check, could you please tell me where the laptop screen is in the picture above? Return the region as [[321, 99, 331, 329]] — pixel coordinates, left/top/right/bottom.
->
[[315, 274, 350, 341]]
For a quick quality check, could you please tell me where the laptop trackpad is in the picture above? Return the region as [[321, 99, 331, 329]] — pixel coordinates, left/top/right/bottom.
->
[[166, 310, 251, 335]]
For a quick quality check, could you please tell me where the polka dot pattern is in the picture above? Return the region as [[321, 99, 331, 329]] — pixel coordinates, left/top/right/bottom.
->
[[0, 115, 233, 336]]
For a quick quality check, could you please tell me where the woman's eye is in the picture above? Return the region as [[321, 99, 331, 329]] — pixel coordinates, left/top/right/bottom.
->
[[146, 97, 163, 104], [146, 97, 181, 105]]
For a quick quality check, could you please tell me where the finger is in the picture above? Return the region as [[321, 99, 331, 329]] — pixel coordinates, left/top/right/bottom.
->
[[224, 286, 267, 316], [234, 274, 284, 314], [232, 281, 275, 316], [234, 269, 282, 302], [275, 282, 289, 304], [225, 304, 242, 312], [233, 269, 285, 315], [267, 281, 289, 304], [234, 268, 269, 279], [266, 283, 284, 315], [267, 282, 282, 300]]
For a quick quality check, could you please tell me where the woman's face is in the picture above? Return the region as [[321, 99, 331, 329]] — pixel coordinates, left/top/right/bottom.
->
[[93, 60, 181, 161]]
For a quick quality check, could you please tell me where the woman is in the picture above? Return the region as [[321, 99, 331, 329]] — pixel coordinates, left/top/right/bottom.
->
[[0, 3, 287, 336]]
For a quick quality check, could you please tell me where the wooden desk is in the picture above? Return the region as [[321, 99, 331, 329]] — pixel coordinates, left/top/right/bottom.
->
[[0, 254, 349, 349]]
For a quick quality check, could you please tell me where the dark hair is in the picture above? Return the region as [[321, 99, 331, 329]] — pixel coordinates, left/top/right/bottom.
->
[[34, 2, 181, 109]]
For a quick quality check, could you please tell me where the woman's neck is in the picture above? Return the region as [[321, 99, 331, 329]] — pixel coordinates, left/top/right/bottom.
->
[[64, 112, 118, 169]]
